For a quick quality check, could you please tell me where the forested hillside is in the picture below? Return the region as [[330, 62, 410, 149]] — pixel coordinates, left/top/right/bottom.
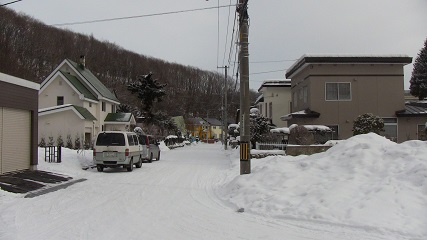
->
[[0, 7, 257, 119]]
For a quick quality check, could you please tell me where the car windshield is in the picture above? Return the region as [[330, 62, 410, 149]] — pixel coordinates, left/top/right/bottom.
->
[[96, 133, 125, 146]]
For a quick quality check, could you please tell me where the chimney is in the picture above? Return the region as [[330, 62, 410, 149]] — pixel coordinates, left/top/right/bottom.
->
[[79, 55, 85, 69]]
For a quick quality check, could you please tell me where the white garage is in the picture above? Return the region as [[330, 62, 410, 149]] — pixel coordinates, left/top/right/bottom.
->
[[0, 72, 39, 175]]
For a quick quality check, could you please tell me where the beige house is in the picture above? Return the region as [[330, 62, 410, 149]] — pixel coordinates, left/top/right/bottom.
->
[[256, 80, 292, 128], [282, 54, 419, 143], [38, 57, 134, 147], [205, 118, 223, 139]]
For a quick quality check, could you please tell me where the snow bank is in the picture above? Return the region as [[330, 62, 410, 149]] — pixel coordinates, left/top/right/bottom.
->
[[220, 133, 427, 238]]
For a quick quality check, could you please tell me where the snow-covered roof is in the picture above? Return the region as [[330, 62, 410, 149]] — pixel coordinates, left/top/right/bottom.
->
[[0, 72, 40, 90], [286, 54, 412, 79], [258, 79, 291, 92], [270, 125, 331, 134], [280, 109, 320, 121], [270, 127, 290, 134]]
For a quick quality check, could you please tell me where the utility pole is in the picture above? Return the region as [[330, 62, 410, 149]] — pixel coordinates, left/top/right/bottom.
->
[[238, 0, 250, 174], [218, 66, 228, 150]]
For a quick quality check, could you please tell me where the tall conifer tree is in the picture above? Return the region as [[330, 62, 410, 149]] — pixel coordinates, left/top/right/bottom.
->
[[410, 38, 427, 100]]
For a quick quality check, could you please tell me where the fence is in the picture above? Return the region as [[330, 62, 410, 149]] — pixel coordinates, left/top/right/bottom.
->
[[44, 146, 62, 163], [255, 142, 287, 151]]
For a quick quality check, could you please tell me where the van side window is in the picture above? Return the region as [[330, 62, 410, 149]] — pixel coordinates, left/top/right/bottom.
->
[[127, 134, 135, 146], [133, 135, 139, 145]]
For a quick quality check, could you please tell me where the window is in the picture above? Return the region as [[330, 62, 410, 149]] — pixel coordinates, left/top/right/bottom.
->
[[326, 83, 351, 101], [265, 103, 268, 117], [57, 96, 64, 105], [382, 118, 397, 142], [269, 102, 273, 119], [127, 134, 135, 146], [102, 102, 106, 112], [89, 102, 92, 107], [111, 104, 116, 113]]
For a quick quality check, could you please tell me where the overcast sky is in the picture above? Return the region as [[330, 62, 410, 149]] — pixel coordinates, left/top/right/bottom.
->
[[5, 0, 427, 90]]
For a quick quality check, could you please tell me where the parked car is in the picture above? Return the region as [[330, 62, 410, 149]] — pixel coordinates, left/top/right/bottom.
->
[[93, 131, 143, 172], [138, 134, 161, 163]]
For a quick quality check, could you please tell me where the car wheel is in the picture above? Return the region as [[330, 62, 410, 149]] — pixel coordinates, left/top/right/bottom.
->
[[136, 157, 142, 168], [97, 165, 104, 172], [127, 159, 134, 172], [157, 152, 161, 161], [148, 153, 153, 163]]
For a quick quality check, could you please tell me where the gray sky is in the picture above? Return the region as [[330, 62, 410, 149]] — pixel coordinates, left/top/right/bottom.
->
[[5, 0, 427, 90]]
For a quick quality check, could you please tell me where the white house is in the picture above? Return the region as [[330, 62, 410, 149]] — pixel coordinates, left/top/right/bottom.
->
[[38, 57, 135, 148], [256, 80, 292, 127]]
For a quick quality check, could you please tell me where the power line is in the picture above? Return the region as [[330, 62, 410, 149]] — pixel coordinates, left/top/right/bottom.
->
[[0, 0, 22, 6], [250, 59, 298, 63], [51, 4, 236, 26], [250, 69, 288, 75]]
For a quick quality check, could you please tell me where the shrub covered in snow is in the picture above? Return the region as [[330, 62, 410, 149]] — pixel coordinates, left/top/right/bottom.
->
[[352, 113, 384, 136]]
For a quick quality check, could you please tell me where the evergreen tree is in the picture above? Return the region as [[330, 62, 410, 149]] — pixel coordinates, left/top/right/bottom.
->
[[410, 38, 427, 100], [127, 73, 167, 121], [232, 108, 272, 148], [352, 113, 385, 135], [116, 104, 133, 113], [66, 134, 73, 149]]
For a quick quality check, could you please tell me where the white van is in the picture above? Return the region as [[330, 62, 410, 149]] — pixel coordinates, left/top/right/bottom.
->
[[93, 131, 143, 172]]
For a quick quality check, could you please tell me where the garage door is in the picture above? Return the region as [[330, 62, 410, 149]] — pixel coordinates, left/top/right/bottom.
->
[[0, 107, 31, 174]]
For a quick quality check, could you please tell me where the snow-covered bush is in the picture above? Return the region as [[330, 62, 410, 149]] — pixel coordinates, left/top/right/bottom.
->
[[66, 134, 73, 149], [56, 135, 64, 147], [352, 113, 384, 135], [289, 125, 314, 145]]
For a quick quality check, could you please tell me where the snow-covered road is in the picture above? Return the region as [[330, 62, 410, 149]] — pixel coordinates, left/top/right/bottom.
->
[[0, 143, 415, 239]]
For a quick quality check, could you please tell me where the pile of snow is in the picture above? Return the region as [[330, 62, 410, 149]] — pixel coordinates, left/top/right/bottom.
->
[[220, 133, 427, 238]]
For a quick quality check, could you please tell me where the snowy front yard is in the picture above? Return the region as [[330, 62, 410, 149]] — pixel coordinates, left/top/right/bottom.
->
[[0, 133, 426, 240]]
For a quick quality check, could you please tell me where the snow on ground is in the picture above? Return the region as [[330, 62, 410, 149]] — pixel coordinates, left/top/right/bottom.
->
[[220, 133, 427, 238], [0, 134, 426, 239]]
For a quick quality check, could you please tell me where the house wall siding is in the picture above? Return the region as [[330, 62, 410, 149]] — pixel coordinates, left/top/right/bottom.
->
[[38, 110, 86, 146], [290, 62, 408, 141], [39, 75, 82, 109], [259, 86, 291, 127]]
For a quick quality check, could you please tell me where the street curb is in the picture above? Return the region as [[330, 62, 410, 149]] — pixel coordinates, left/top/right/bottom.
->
[[24, 178, 87, 198]]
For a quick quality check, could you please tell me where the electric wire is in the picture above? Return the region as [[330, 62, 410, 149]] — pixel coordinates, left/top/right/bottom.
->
[[51, 4, 236, 26], [222, 0, 233, 67], [0, 0, 22, 6]]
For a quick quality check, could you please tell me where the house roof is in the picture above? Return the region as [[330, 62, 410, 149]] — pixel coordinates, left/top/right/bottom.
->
[[39, 104, 96, 120], [104, 113, 134, 122], [257, 79, 291, 92], [286, 54, 413, 79], [255, 94, 264, 104], [60, 70, 97, 101], [396, 103, 427, 117], [280, 108, 320, 121], [187, 117, 208, 126], [205, 118, 222, 126], [67, 59, 119, 103]]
